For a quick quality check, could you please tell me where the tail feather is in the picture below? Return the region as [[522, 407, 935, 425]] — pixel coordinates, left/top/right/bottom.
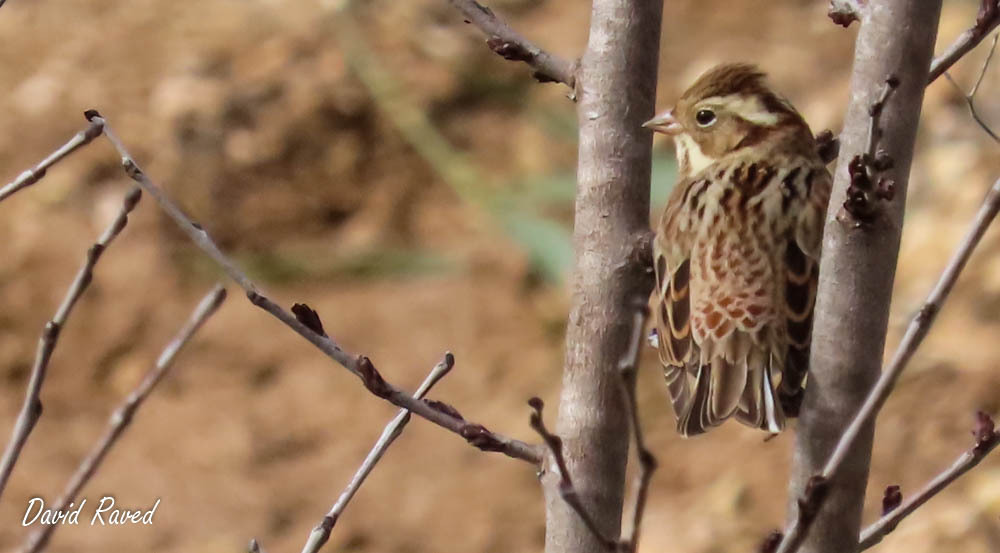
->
[[673, 346, 785, 437]]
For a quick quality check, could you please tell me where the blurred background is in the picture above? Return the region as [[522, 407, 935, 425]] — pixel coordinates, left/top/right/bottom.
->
[[0, 0, 998, 551]]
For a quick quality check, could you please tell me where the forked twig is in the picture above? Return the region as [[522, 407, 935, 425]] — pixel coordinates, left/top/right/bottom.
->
[[21, 286, 227, 553], [775, 175, 1000, 553], [0, 186, 142, 501], [858, 412, 1000, 550], [299, 353, 455, 553], [928, 1, 1000, 83], [86, 111, 542, 466], [529, 302, 656, 553], [944, 32, 1000, 143], [618, 305, 657, 553]]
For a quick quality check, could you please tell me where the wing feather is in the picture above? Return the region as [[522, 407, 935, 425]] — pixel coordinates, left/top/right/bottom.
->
[[778, 167, 830, 415]]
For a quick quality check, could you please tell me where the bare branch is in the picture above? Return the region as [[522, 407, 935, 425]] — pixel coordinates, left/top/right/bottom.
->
[[859, 412, 1000, 550], [529, 398, 620, 552], [87, 111, 542, 466], [0, 119, 104, 203], [780, 174, 1000, 553], [944, 32, 1000, 143], [300, 353, 455, 553], [446, 0, 577, 89], [928, 1, 1000, 83], [617, 304, 657, 553], [816, 5, 1000, 165], [0, 186, 142, 501], [21, 286, 227, 553]]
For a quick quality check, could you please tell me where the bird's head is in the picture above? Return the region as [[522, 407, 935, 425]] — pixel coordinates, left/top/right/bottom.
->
[[644, 63, 810, 176]]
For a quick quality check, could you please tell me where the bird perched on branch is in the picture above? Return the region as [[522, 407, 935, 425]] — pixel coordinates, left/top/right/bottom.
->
[[643, 63, 831, 437]]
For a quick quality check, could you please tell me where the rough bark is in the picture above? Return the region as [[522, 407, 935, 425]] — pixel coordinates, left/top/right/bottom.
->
[[788, 2, 942, 553], [542, 1, 662, 552]]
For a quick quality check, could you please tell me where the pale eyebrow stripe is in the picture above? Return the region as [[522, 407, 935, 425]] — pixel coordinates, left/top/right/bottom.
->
[[698, 94, 781, 126]]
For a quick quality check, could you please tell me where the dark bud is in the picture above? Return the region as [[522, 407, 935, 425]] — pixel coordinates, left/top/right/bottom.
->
[[531, 71, 558, 84], [291, 303, 326, 337], [486, 36, 533, 63], [848, 155, 867, 178], [886, 75, 900, 89], [798, 475, 830, 523], [876, 178, 896, 201], [759, 531, 783, 553], [882, 485, 902, 515], [84, 109, 102, 121], [851, 171, 870, 190], [357, 356, 391, 399], [973, 411, 997, 451], [528, 397, 544, 411], [461, 423, 504, 452], [873, 149, 894, 171], [123, 158, 143, 179], [827, 0, 861, 27], [425, 399, 464, 421]]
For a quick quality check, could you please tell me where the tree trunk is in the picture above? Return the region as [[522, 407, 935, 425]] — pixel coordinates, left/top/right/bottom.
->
[[789, 2, 942, 553], [542, 1, 662, 552]]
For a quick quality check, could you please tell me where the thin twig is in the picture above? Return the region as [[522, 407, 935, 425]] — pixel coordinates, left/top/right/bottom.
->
[[928, 1, 1000, 84], [300, 353, 455, 553], [529, 398, 620, 551], [528, 302, 657, 553], [249, 538, 267, 553], [944, 32, 1000, 143], [865, 79, 899, 159], [0, 119, 104, 203], [0, 186, 142, 501], [776, 175, 1000, 553], [445, 0, 577, 90], [858, 412, 1000, 550], [21, 286, 227, 553], [618, 304, 657, 553], [818, 4, 1000, 164], [87, 111, 543, 466]]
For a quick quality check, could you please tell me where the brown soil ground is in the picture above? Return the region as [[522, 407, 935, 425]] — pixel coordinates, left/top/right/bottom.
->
[[0, 1, 999, 552]]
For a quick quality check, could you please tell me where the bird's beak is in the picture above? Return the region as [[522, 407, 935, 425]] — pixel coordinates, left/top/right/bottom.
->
[[643, 109, 682, 135]]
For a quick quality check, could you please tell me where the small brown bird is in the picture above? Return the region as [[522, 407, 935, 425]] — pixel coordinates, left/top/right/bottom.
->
[[643, 63, 831, 436]]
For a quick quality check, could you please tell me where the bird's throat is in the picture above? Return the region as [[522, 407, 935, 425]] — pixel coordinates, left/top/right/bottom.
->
[[675, 134, 716, 177]]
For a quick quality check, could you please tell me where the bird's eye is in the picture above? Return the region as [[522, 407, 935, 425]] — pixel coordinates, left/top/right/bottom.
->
[[695, 109, 716, 127]]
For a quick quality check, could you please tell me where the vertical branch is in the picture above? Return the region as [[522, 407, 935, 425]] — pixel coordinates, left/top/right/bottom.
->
[[787, 3, 942, 553], [542, 0, 661, 552]]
